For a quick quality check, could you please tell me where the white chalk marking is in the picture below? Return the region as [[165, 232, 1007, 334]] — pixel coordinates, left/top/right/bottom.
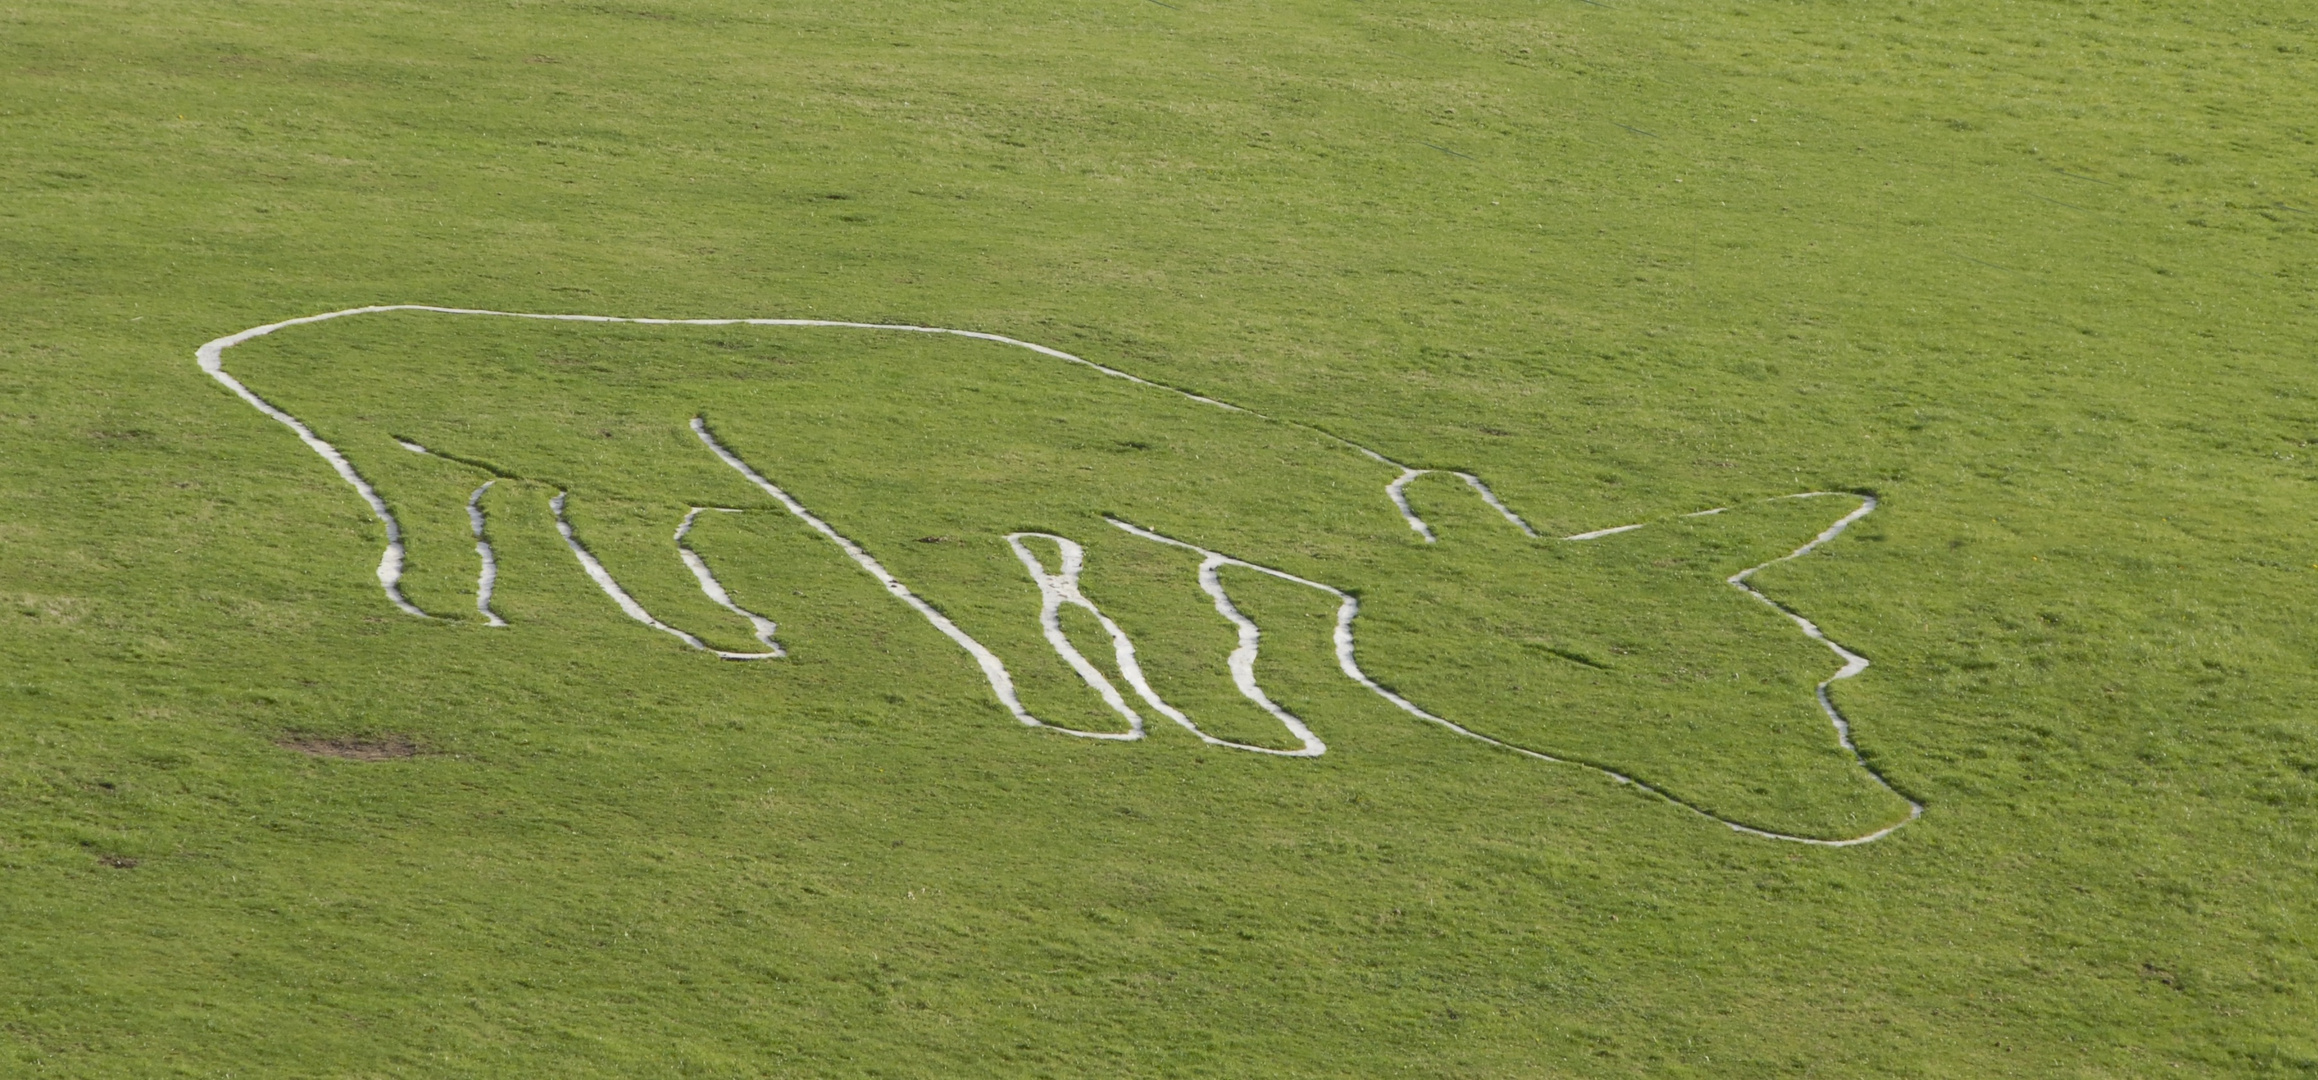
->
[[197, 305, 1916, 844], [1545, 493, 1921, 844], [1114, 505, 1910, 845], [1102, 519, 1331, 756], [554, 491, 708, 653], [548, 492, 782, 661], [1003, 533, 1146, 741], [1111, 516, 1553, 764], [1726, 494, 1921, 834], [692, 418, 1046, 729], [1565, 522, 1648, 541], [195, 322, 425, 617], [197, 304, 1463, 568], [1008, 531, 1327, 755], [1385, 468, 1437, 542], [1457, 472, 1540, 537], [675, 507, 783, 659], [468, 480, 507, 627]]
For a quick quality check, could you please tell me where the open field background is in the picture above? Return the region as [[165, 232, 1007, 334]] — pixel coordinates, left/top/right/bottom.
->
[[2, 0, 2314, 1074]]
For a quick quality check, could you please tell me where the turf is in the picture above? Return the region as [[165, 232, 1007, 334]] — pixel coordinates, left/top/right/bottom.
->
[[2, 0, 2314, 1075]]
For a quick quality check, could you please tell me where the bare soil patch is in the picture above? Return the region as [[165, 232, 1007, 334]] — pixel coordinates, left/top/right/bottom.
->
[[279, 735, 422, 761]]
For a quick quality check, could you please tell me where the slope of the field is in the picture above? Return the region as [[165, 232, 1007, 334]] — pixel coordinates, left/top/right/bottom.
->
[[1, 0, 2313, 1075]]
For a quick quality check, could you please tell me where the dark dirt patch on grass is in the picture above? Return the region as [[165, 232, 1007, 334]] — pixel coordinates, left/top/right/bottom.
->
[[279, 735, 423, 761]]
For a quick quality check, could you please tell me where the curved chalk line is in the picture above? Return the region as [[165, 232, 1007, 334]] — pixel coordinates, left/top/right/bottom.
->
[[198, 305, 1911, 843], [193, 336, 425, 618], [401, 438, 511, 628], [553, 495, 781, 660], [1459, 472, 1540, 537], [1560, 493, 1920, 839], [1726, 495, 1921, 833], [676, 508, 786, 658], [1012, 530, 1328, 757], [467, 479, 508, 627], [687, 417, 1039, 730], [199, 304, 1456, 539], [1106, 516, 1910, 845], [553, 491, 743, 659], [1002, 533, 1146, 741], [399, 434, 784, 660]]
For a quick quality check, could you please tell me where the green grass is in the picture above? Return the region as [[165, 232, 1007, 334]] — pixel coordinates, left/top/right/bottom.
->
[[2, 0, 2314, 1074]]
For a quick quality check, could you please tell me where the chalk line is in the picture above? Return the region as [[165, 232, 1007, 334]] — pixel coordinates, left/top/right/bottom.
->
[[391, 437, 779, 657], [1109, 512, 1909, 846], [552, 495, 788, 661], [676, 508, 784, 659], [692, 417, 1048, 730], [1566, 522, 1647, 541], [198, 304, 1465, 549], [1003, 532, 1147, 741], [197, 305, 1915, 844], [393, 436, 509, 626], [1458, 472, 1540, 537], [467, 480, 507, 627], [1020, 526, 1327, 757], [1728, 494, 1921, 832]]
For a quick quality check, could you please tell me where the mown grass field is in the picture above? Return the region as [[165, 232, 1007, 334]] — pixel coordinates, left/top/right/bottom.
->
[[2, 0, 2314, 1075]]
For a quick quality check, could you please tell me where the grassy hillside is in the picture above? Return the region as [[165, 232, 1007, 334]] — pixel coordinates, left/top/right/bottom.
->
[[2, 0, 2313, 1074]]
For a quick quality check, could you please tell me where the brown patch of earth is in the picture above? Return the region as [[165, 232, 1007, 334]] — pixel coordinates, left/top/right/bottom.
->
[[98, 854, 139, 869], [279, 735, 422, 761]]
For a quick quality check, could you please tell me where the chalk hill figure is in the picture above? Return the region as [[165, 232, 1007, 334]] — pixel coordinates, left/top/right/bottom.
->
[[199, 306, 1919, 844]]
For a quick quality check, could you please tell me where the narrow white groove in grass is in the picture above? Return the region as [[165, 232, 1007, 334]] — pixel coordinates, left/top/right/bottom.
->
[[1109, 517, 1516, 753], [1384, 468, 1437, 542], [1010, 530, 1324, 755], [1565, 522, 1648, 541], [1114, 506, 1911, 845], [1556, 493, 1919, 845], [200, 304, 1458, 550], [195, 321, 425, 617], [676, 507, 783, 659], [1004, 533, 1147, 741], [468, 480, 507, 627], [1727, 493, 1921, 835], [1456, 471, 1539, 537], [552, 491, 722, 655], [198, 306, 1914, 844], [1104, 519, 1329, 756], [690, 417, 1042, 729], [1335, 449, 1541, 542]]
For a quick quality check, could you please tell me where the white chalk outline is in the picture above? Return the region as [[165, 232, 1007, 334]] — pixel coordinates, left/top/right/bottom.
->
[[676, 507, 785, 658], [1009, 530, 1328, 756], [467, 479, 507, 627], [395, 436, 510, 626], [691, 417, 1047, 730], [397, 432, 784, 659], [197, 305, 1917, 844], [1560, 493, 1921, 845], [548, 493, 783, 661], [1108, 511, 1914, 846], [1459, 472, 1541, 537], [1002, 533, 1148, 742]]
